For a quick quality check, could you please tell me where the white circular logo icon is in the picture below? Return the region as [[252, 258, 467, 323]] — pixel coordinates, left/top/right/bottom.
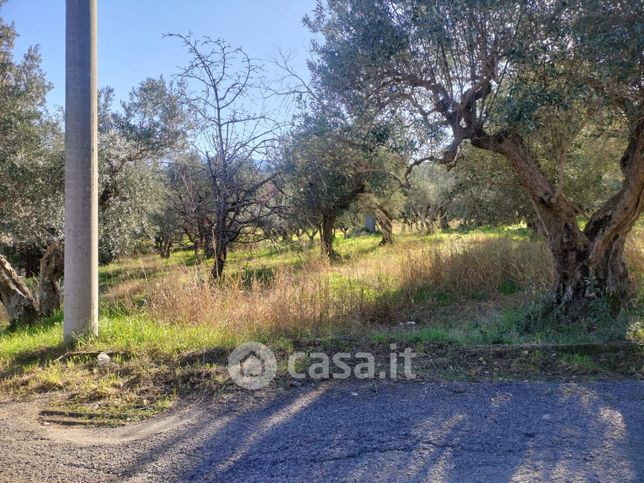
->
[[228, 342, 277, 390]]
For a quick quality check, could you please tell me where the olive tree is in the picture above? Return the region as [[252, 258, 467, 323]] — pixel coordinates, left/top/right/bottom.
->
[[307, 0, 643, 310], [97, 79, 187, 262], [282, 111, 405, 256], [0, 10, 65, 326], [0, 18, 186, 325], [282, 114, 367, 257]]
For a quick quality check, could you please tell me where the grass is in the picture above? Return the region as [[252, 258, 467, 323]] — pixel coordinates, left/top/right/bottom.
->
[[560, 353, 599, 372], [0, 313, 239, 420], [1, 224, 642, 422]]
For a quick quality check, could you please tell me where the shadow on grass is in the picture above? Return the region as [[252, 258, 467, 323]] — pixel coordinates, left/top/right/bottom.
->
[[338, 240, 381, 260], [239, 266, 275, 287], [99, 265, 156, 289], [0, 312, 70, 380], [0, 340, 69, 380], [180, 254, 206, 267]]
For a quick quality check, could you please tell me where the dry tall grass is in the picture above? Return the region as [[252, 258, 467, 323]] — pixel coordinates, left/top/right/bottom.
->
[[398, 236, 553, 296], [625, 234, 644, 299], [144, 236, 566, 340]]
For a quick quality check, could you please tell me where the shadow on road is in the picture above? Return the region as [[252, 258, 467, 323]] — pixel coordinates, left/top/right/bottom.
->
[[117, 380, 644, 482]]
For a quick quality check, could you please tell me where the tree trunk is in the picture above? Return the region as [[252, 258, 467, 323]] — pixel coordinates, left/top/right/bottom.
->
[[414, 210, 423, 233], [320, 213, 337, 258], [421, 205, 432, 234], [161, 238, 172, 259], [182, 229, 199, 255], [24, 247, 41, 278], [401, 212, 409, 233], [211, 242, 227, 280], [437, 206, 450, 231], [304, 227, 318, 241], [0, 254, 39, 326], [204, 230, 214, 259], [376, 207, 394, 245], [558, 236, 628, 306], [526, 218, 547, 238], [38, 243, 64, 317], [472, 122, 643, 310]]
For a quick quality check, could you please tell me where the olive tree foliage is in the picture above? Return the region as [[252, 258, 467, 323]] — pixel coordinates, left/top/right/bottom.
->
[[0, 9, 64, 325], [307, 0, 643, 310], [281, 111, 404, 257], [282, 115, 367, 257], [97, 78, 187, 263], [405, 132, 625, 231], [0, 15, 63, 251], [273, 46, 413, 250], [356, 150, 407, 244], [170, 34, 281, 279], [446, 149, 531, 228], [443, 127, 626, 229], [0, 5, 187, 325], [402, 164, 453, 232], [403, 147, 532, 230]]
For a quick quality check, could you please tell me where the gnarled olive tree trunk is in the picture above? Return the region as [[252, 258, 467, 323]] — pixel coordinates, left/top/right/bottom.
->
[[436, 206, 450, 231], [0, 254, 39, 326], [38, 244, 64, 317], [376, 206, 394, 245], [159, 236, 172, 259], [0, 243, 64, 326], [473, 119, 643, 310], [320, 213, 337, 258]]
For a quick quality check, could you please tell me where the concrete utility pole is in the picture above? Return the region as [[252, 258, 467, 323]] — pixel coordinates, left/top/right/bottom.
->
[[64, 0, 99, 340]]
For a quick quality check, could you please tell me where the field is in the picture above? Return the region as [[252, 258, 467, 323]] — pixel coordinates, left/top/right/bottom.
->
[[1, 225, 642, 423]]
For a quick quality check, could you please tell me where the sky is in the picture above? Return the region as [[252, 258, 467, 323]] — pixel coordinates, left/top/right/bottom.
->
[[4, 0, 317, 110]]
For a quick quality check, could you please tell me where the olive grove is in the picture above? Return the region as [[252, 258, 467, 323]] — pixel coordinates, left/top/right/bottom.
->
[[305, 0, 643, 310]]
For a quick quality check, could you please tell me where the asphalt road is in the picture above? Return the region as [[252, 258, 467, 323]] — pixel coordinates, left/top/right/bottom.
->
[[1, 381, 643, 482]]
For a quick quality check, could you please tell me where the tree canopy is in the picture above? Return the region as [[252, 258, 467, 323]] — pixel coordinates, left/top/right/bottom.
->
[[306, 0, 643, 308]]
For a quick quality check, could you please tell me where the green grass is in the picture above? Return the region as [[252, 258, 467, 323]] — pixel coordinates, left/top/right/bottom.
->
[[0, 313, 235, 375], [560, 353, 599, 372], [0, 312, 247, 421], [0, 313, 65, 367], [4, 225, 641, 362], [1, 223, 642, 420]]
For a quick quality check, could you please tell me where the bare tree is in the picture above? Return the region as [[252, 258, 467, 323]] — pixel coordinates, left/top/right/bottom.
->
[[170, 34, 280, 279], [157, 152, 213, 258]]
